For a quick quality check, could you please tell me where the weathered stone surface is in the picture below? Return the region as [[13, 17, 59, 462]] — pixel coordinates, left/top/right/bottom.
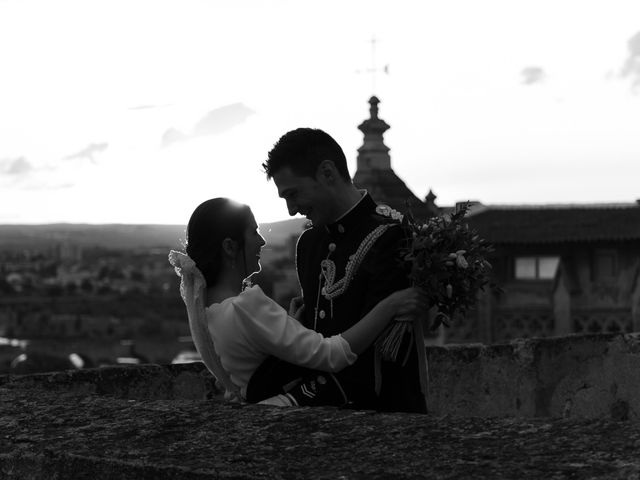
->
[[2, 333, 640, 478], [0, 362, 220, 401], [427, 333, 640, 420], [2, 382, 640, 479]]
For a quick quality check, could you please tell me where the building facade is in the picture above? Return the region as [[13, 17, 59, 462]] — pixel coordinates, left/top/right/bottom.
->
[[351, 96, 640, 344], [449, 204, 640, 344]]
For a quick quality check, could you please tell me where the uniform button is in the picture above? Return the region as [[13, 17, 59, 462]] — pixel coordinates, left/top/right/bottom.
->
[[328, 243, 336, 252], [319, 310, 326, 319], [337, 224, 345, 233]]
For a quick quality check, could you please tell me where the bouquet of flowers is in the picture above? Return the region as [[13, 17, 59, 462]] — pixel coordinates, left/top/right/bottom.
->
[[375, 202, 496, 363]]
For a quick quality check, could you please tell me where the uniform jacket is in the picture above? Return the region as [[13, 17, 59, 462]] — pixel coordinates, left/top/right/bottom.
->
[[295, 192, 425, 412]]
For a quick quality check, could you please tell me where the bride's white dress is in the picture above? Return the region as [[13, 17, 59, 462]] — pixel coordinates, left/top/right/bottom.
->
[[206, 285, 356, 398]]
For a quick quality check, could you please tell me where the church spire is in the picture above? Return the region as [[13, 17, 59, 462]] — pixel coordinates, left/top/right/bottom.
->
[[357, 96, 391, 172]]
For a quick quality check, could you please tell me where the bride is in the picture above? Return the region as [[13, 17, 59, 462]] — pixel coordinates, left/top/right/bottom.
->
[[169, 197, 427, 406]]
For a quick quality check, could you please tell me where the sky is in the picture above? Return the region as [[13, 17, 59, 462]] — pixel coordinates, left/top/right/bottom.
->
[[1, 0, 639, 225]]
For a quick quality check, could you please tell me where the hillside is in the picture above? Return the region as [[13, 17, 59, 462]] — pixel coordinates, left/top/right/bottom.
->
[[258, 217, 308, 245], [0, 218, 308, 251]]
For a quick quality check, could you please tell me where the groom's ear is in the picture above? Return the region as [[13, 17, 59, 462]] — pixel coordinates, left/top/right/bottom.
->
[[316, 160, 338, 185]]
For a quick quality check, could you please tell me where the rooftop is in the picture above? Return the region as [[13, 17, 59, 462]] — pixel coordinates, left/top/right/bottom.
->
[[465, 202, 640, 244]]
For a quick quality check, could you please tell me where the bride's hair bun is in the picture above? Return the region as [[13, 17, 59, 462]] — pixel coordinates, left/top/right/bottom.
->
[[185, 198, 252, 286]]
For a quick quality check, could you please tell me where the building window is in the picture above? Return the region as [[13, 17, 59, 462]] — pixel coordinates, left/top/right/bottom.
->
[[515, 256, 560, 280]]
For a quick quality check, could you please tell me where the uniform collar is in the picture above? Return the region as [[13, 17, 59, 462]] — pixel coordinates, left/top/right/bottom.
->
[[325, 190, 375, 236]]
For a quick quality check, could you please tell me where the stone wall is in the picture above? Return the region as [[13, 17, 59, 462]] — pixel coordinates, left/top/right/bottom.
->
[[0, 361, 219, 401], [2, 333, 640, 478], [427, 332, 640, 420], [3, 332, 639, 420]]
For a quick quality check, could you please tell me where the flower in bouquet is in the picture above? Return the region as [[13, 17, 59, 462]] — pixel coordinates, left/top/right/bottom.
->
[[375, 202, 497, 362]]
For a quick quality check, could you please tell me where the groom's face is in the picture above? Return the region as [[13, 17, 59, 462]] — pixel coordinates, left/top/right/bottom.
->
[[273, 166, 334, 226]]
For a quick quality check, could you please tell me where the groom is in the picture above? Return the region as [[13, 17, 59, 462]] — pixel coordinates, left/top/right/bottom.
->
[[249, 127, 426, 413]]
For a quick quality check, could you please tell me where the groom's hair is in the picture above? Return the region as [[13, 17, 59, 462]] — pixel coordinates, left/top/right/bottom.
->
[[186, 198, 252, 286], [262, 128, 351, 182]]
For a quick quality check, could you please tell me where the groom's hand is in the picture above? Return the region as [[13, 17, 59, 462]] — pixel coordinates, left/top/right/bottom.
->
[[288, 295, 305, 319], [391, 287, 430, 324]]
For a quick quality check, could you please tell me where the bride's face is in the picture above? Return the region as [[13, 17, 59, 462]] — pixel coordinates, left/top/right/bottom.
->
[[243, 212, 266, 276]]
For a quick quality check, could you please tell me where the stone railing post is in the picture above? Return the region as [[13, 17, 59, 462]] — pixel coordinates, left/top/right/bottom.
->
[[632, 260, 640, 332], [553, 264, 572, 335], [477, 287, 494, 343]]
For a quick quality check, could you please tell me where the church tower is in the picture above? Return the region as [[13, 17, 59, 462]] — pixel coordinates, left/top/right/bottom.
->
[[352, 96, 439, 220], [355, 96, 391, 171]]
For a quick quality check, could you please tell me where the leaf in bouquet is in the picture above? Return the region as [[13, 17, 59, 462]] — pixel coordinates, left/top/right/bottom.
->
[[413, 237, 431, 249], [430, 311, 451, 330]]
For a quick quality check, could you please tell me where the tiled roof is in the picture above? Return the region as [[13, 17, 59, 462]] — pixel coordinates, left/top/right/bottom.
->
[[464, 204, 640, 244], [353, 170, 439, 219]]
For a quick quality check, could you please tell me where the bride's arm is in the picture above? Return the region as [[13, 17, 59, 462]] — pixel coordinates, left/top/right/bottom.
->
[[283, 287, 425, 354], [233, 286, 427, 371], [340, 287, 425, 355]]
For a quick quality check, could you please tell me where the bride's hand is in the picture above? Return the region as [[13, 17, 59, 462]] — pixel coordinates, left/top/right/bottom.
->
[[288, 295, 305, 319]]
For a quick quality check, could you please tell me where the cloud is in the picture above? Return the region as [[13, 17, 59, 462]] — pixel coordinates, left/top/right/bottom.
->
[[520, 66, 545, 85], [128, 104, 172, 111], [21, 181, 74, 191], [63, 142, 109, 163], [161, 128, 188, 147], [0, 143, 105, 191], [2, 156, 33, 175], [0, 162, 77, 190], [620, 30, 640, 91], [191, 103, 255, 137], [162, 103, 255, 147]]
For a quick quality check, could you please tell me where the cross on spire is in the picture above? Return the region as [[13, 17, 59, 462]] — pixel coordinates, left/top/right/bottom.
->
[[357, 35, 389, 95]]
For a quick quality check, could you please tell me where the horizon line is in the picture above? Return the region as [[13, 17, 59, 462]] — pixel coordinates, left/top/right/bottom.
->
[[0, 218, 307, 227]]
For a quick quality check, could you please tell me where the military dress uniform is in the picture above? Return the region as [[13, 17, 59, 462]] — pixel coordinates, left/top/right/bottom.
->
[[246, 192, 426, 413]]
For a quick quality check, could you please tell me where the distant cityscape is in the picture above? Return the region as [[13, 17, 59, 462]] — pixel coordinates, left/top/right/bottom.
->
[[0, 220, 305, 375]]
